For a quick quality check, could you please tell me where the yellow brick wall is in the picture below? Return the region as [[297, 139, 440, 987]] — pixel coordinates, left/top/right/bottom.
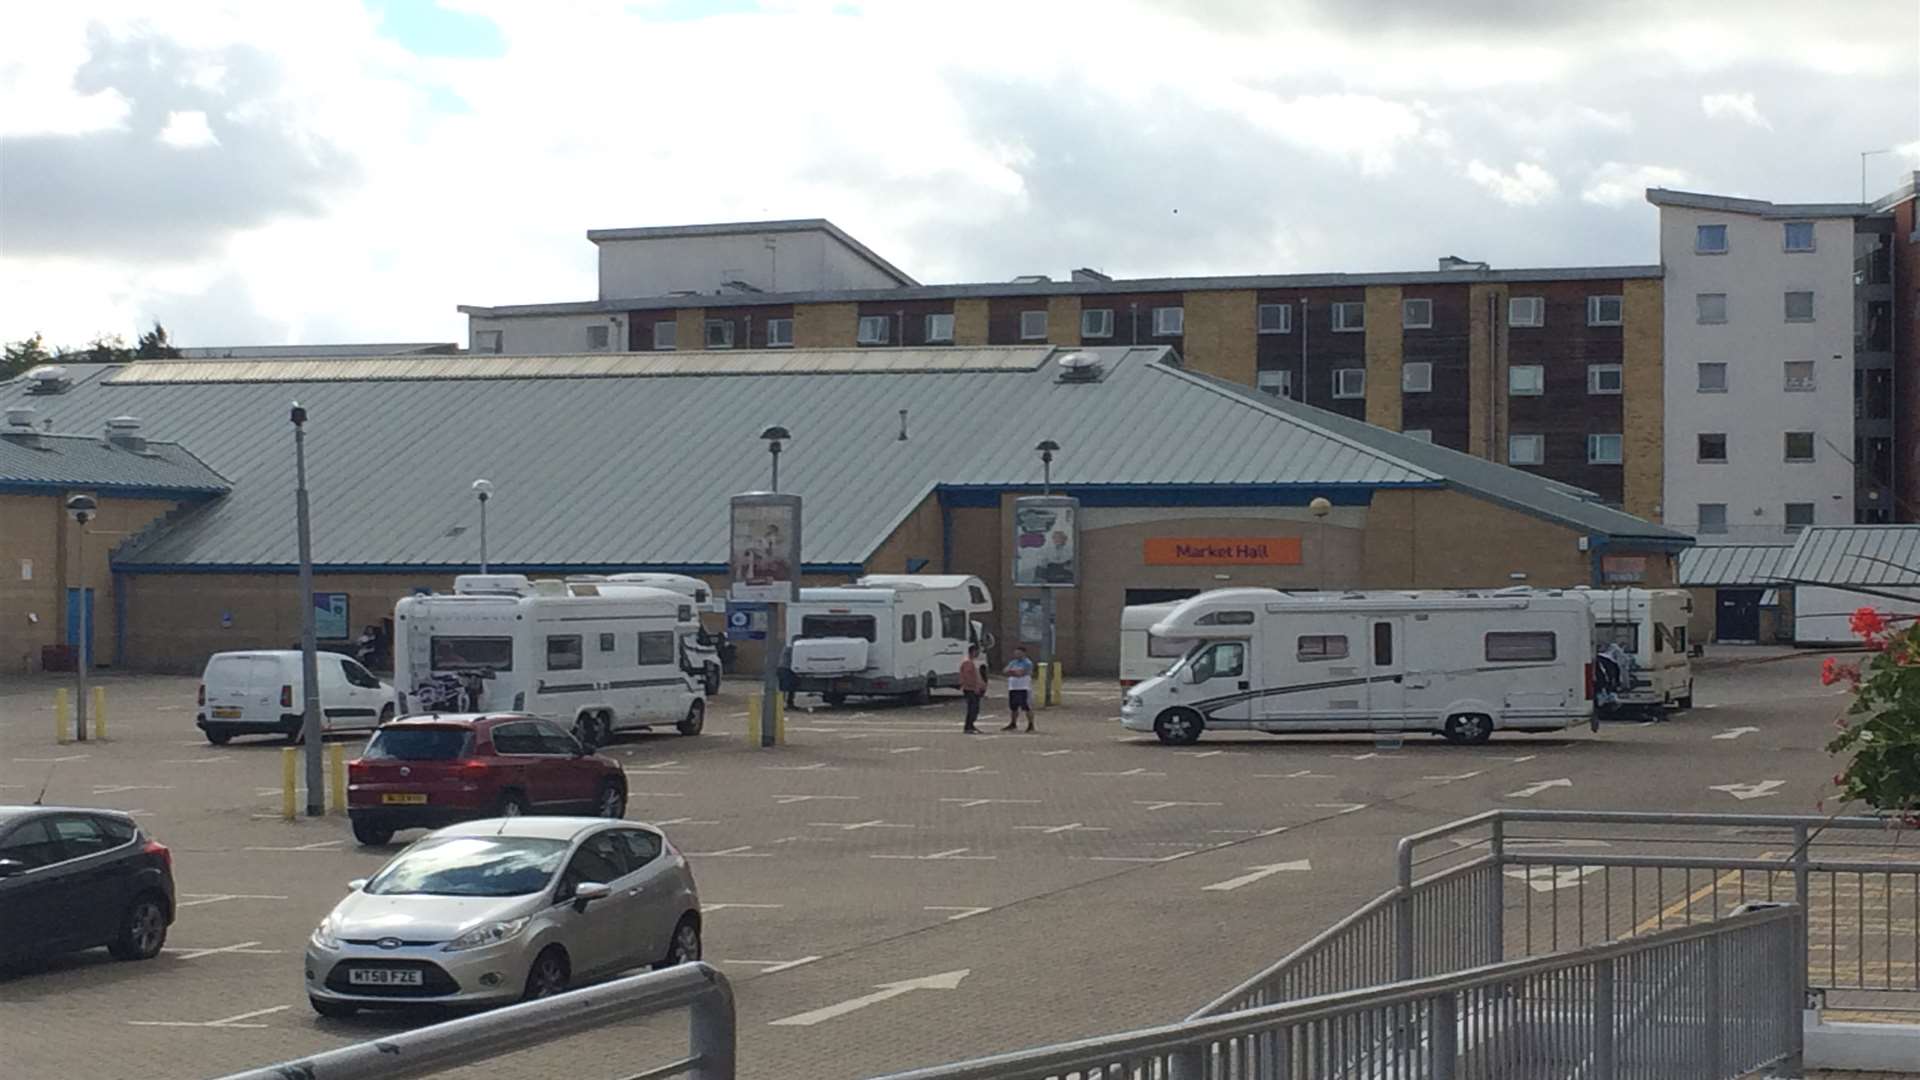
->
[[863, 492, 944, 575], [1045, 295, 1082, 346], [1466, 283, 1508, 459], [1179, 289, 1255, 384], [1364, 285, 1404, 430], [793, 302, 858, 348], [0, 492, 181, 673], [952, 299, 989, 346], [1621, 279, 1665, 521], [1360, 488, 1592, 589], [674, 308, 706, 352]]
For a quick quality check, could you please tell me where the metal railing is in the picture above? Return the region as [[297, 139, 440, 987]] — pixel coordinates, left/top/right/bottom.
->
[[212, 961, 734, 1080], [872, 906, 1801, 1080]]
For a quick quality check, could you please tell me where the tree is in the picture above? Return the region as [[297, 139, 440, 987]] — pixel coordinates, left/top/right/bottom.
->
[[135, 322, 180, 359], [2, 333, 52, 380]]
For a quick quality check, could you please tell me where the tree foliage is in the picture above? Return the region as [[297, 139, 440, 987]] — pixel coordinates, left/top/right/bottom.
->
[[2, 322, 181, 379], [1824, 608, 1920, 820]]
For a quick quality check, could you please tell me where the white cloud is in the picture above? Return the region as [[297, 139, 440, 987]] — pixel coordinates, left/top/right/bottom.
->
[[1465, 160, 1559, 206], [1700, 91, 1770, 129], [1580, 162, 1693, 207], [156, 109, 219, 149]]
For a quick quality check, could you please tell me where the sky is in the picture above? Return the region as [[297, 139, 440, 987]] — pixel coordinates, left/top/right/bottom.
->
[[0, 0, 1916, 349]]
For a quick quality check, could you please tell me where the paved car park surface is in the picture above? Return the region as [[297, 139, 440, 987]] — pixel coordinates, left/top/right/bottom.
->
[[0, 655, 1872, 1079]]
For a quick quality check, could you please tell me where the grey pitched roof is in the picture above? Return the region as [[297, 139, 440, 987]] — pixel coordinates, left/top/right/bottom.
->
[[583, 218, 919, 287], [1645, 187, 1871, 220], [1178, 370, 1690, 545], [178, 343, 459, 359], [0, 422, 229, 496], [0, 348, 1451, 571], [1676, 544, 1793, 586], [1777, 526, 1920, 587]]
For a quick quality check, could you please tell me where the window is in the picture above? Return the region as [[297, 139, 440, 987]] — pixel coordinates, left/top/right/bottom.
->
[[1190, 642, 1245, 682], [1698, 433, 1727, 462], [338, 658, 381, 689], [1587, 295, 1623, 326], [1587, 434, 1623, 465], [368, 727, 474, 761], [490, 721, 543, 755], [638, 631, 676, 666], [1257, 303, 1292, 333], [1785, 503, 1815, 533], [1783, 222, 1815, 252], [1018, 310, 1048, 340], [1697, 362, 1727, 393], [924, 313, 955, 343], [1195, 610, 1256, 626], [1147, 634, 1195, 658], [798, 614, 876, 641], [1783, 361, 1816, 391], [1594, 622, 1638, 653], [1698, 503, 1728, 535], [431, 636, 514, 672], [1402, 362, 1433, 393], [1508, 297, 1544, 327], [1696, 293, 1727, 324], [1081, 308, 1114, 338], [1403, 429, 1434, 443], [1331, 301, 1365, 332], [558, 835, 627, 898], [1372, 622, 1393, 666], [1695, 224, 1728, 254], [1486, 631, 1556, 662], [473, 330, 503, 354], [0, 818, 62, 869], [704, 319, 734, 348], [1296, 634, 1350, 662], [939, 603, 967, 641], [765, 317, 794, 347], [1255, 369, 1293, 398], [1333, 368, 1366, 399], [1784, 291, 1814, 322], [1152, 306, 1184, 336], [1784, 431, 1815, 462], [616, 829, 664, 869], [546, 635, 583, 671], [1402, 298, 1433, 329], [1588, 365, 1623, 394], [857, 315, 891, 344], [533, 721, 582, 756], [1509, 364, 1544, 396], [597, 632, 616, 653], [1508, 434, 1544, 466], [47, 815, 114, 859], [586, 324, 611, 351], [901, 614, 917, 643], [918, 611, 932, 639], [652, 321, 678, 350]]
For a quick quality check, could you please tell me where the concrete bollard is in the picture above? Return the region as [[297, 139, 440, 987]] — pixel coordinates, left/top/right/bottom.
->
[[54, 688, 70, 744], [329, 743, 348, 815], [91, 686, 106, 741], [281, 747, 298, 821]]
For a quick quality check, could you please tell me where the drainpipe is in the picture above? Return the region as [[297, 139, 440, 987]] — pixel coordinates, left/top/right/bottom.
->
[[1298, 297, 1309, 402]]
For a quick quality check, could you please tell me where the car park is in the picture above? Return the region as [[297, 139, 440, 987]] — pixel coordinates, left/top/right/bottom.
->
[[305, 817, 701, 1016], [346, 714, 628, 846], [197, 649, 396, 745], [0, 806, 175, 969]]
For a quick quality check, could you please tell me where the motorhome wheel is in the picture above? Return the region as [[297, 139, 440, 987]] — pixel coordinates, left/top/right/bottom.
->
[[822, 692, 847, 707], [677, 699, 705, 736], [704, 664, 721, 696], [1442, 713, 1493, 745], [1153, 708, 1204, 745]]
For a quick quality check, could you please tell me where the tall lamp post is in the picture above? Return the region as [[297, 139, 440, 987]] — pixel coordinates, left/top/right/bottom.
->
[[292, 403, 323, 816], [1036, 440, 1060, 704], [472, 479, 493, 573], [1309, 496, 1332, 591], [758, 426, 791, 747], [65, 494, 96, 742], [760, 426, 790, 492]]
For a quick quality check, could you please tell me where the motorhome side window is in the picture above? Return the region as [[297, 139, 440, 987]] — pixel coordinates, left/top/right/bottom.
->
[[1652, 625, 1667, 653], [968, 585, 987, 605], [901, 615, 917, 643], [1195, 610, 1255, 626], [1372, 623, 1392, 665], [678, 605, 694, 622], [1297, 635, 1349, 661], [799, 615, 876, 641], [431, 636, 514, 672], [920, 611, 933, 639], [1191, 642, 1245, 682], [638, 631, 676, 666], [546, 635, 584, 671], [1595, 623, 1637, 652], [1486, 631, 1556, 661], [940, 604, 967, 640], [598, 633, 617, 653]]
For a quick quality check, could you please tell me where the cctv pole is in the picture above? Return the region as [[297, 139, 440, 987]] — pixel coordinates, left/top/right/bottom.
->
[[761, 437, 784, 748], [292, 405, 323, 816], [1040, 443, 1056, 706]]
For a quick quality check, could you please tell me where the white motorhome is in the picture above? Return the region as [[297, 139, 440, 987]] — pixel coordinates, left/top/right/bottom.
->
[[394, 575, 705, 748], [577, 574, 724, 695], [783, 575, 994, 705], [1120, 588, 1593, 745], [1579, 587, 1694, 712], [1119, 602, 1197, 690]]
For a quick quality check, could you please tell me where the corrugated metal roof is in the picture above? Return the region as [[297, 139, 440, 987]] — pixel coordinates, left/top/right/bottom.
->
[[1676, 544, 1793, 586], [1777, 526, 1920, 587], [0, 431, 229, 494], [178, 343, 459, 359]]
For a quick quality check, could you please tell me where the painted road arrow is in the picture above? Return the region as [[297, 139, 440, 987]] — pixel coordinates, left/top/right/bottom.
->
[[1202, 859, 1313, 892], [769, 969, 970, 1027], [1504, 778, 1573, 799], [1711, 779, 1784, 801], [1711, 727, 1760, 740]]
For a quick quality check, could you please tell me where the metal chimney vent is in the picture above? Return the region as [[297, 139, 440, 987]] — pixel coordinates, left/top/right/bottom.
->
[[23, 365, 72, 395], [105, 415, 147, 452], [2, 406, 42, 447], [1055, 351, 1104, 383]]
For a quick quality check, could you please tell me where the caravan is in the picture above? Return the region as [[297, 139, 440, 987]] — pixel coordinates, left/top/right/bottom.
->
[[577, 574, 725, 695], [394, 575, 706, 748], [784, 575, 994, 704], [1119, 602, 1197, 690], [1579, 587, 1694, 713], [1120, 588, 1593, 745]]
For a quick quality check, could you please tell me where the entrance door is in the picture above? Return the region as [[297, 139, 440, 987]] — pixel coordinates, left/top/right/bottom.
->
[[65, 588, 95, 666], [1715, 589, 1762, 642]]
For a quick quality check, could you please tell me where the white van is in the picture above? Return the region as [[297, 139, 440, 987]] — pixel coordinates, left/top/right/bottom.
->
[[575, 574, 724, 695], [1120, 588, 1593, 745], [196, 650, 395, 745], [394, 575, 705, 748], [1579, 587, 1694, 712], [784, 575, 994, 705], [1119, 602, 1196, 690]]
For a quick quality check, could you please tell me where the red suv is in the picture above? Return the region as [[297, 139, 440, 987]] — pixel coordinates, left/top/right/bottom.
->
[[346, 714, 628, 846]]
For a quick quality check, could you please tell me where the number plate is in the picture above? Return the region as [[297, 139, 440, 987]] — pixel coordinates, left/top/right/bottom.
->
[[380, 793, 428, 805], [348, 967, 423, 986], [210, 706, 243, 719]]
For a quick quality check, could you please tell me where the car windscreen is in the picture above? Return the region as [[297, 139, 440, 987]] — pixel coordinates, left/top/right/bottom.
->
[[798, 615, 876, 641], [430, 636, 514, 672], [365, 836, 570, 897], [364, 727, 474, 761]]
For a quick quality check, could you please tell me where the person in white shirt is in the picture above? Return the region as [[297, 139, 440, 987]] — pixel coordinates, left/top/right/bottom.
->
[[1002, 646, 1036, 732]]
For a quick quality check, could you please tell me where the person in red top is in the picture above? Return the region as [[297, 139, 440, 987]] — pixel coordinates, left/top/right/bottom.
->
[[958, 645, 988, 734]]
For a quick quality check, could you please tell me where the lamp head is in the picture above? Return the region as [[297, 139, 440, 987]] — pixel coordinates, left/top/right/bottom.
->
[[65, 493, 97, 523], [1308, 496, 1332, 518], [472, 478, 493, 502]]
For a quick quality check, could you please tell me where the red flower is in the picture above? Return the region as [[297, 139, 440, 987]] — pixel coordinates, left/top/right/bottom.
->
[[1852, 607, 1889, 638], [1822, 657, 1862, 687]]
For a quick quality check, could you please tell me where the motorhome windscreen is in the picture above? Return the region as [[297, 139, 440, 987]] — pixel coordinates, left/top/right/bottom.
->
[[430, 636, 514, 671], [1595, 622, 1639, 652], [1147, 634, 1194, 659], [940, 604, 968, 641], [799, 615, 877, 641]]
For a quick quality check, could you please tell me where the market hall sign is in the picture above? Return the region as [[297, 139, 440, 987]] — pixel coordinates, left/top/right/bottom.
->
[[1144, 538, 1303, 566]]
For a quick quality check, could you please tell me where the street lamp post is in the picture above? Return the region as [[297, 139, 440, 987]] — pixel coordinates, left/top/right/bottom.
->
[[758, 427, 791, 745], [472, 479, 493, 573], [1036, 440, 1060, 705], [292, 404, 323, 816], [65, 494, 97, 742], [1309, 496, 1332, 591], [761, 426, 790, 493]]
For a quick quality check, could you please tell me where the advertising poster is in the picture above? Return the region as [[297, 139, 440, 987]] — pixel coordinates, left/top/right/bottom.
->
[[730, 493, 802, 603], [313, 592, 349, 640], [1012, 495, 1079, 588], [1018, 597, 1046, 644]]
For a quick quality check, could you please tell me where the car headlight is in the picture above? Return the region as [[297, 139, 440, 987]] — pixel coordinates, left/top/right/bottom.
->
[[311, 915, 341, 950], [443, 916, 530, 952]]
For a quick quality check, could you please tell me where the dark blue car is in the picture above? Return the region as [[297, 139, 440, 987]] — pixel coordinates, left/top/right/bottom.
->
[[0, 806, 175, 969]]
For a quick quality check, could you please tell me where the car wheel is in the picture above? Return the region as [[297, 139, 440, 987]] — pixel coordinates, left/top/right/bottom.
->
[[496, 790, 529, 817], [1443, 713, 1494, 745], [107, 893, 169, 961], [704, 664, 722, 697], [676, 699, 705, 737], [1675, 693, 1694, 710], [310, 997, 358, 1019], [523, 946, 570, 1000], [596, 780, 626, 819], [378, 703, 395, 725], [351, 818, 394, 846], [1153, 709, 1204, 745], [656, 915, 702, 969], [821, 692, 847, 707], [204, 729, 231, 746]]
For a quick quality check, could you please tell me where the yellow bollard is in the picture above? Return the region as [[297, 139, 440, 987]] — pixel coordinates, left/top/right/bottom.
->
[[54, 688, 70, 744], [746, 693, 762, 744], [329, 743, 348, 814], [281, 747, 297, 821], [772, 693, 785, 745], [92, 686, 106, 741], [1049, 662, 1064, 707]]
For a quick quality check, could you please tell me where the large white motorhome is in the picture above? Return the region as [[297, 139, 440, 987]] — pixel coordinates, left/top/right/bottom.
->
[[575, 574, 724, 695], [1120, 588, 1594, 745], [1578, 587, 1694, 713], [394, 575, 706, 747], [784, 575, 994, 705], [1119, 602, 1196, 690]]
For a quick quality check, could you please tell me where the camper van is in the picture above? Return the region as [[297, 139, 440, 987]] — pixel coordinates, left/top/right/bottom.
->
[[1120, 588, 1593, 745], [1579, 587, 1694, 713], [784, 575, 994, 704], [1119, 602, 1197, 690], [576, 574, 724, 695], [394, 575, 706, 748]]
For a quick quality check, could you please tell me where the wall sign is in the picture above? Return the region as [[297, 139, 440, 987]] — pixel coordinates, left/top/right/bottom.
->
[[313, 592, 350, 640], [1144, 537, 1303, 566], [1012, 496, 1079, 588], [730, 492, 802, 603], [1601, 555, 1647, 584]]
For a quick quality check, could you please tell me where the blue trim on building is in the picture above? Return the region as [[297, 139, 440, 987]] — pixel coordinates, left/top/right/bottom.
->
[[112, 561, 869, 576], [934, 483, 1409, 509], [0, 481, 228, 498]]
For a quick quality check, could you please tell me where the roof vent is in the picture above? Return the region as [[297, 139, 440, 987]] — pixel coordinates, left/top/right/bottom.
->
[[105, 415, 147, 453], [2, 406, 42, 448], [1055, 350, 1104, 383], [454, 574, 533, 596], [5, 406, 34, 428], [1437, 255, 1490, 272], [1070, 267, 1111, 283], [23, 365, 71, 395], [1011, 274, 1052, 284]]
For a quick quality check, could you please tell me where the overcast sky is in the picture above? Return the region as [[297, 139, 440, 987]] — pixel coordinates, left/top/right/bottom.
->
[[1, 0, 1915, 349]]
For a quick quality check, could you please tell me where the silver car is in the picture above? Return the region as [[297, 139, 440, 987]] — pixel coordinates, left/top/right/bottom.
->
[[305, 817, 700, 1016]]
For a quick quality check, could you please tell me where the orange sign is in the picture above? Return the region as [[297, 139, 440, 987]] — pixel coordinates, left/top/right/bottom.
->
[[1144, 537, 1303, 566]]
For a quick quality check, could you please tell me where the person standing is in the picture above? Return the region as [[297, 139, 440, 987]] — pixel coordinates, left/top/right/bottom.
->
[[1003, 646, 1036, 732], [958, 645, 987, 733]]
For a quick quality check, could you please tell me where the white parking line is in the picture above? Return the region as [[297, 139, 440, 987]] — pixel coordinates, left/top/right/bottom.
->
[[651, 817, 720, 826], [1313, 803, 1369, 815], [92, 784, 174, 795], [13, 755, 89, 763], [772, 794, 859, 805], [1134, 800, 1223, 812], [687, 846, 773, 858], [887, 746, 926, 754], [1027, 749, 1074, 757], [1422, 772, 1485, 783], [1089, 851, 1196, 863], [627, 791, 686, 798], [129, 1005, 291, 1029], [761, 763, 839, 771], [704, 903, 784, 912], [1015, 823, 1109, 835], [809, 820, 915, 831], [164, 940, 283, 959], [243, 839, 344, 852], [1255, 770, 1332, 780], [921, 765, 996, 775], [158, 756, 234, 765], [925, 905, 991, 921], [1082, 767, 1164, 778], [871, 848, 995, 861], [939, 797, 1040, 809], [178, 893, 289, 908], [721, 956, 820, 974]]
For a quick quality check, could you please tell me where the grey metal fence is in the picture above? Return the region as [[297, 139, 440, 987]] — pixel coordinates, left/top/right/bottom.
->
[[871, 906, 1801, 1080]]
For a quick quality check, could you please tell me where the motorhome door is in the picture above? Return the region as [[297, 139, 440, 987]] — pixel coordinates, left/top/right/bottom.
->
[[1187, 640, 1253, 724], [1365, 619, 1404, 716]]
